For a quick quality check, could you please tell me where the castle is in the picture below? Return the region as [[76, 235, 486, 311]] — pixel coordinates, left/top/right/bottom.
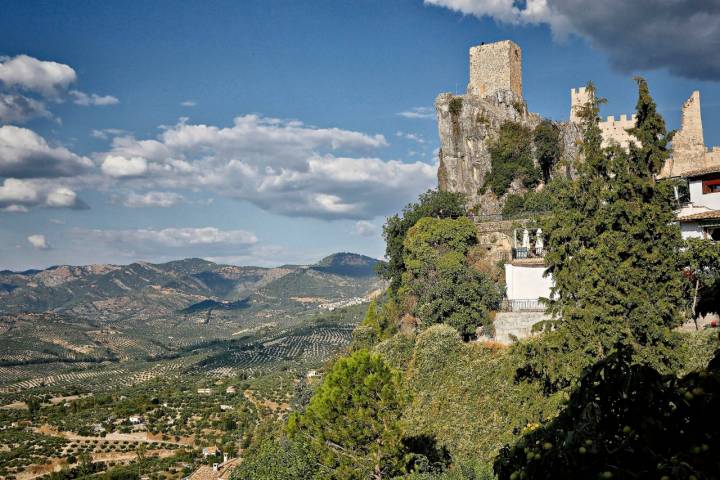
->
[[436, 40, 720, 342]]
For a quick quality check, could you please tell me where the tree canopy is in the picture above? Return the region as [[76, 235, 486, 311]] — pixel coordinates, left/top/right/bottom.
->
[[520, 80, 686, 390], [379, 190, 466, 292]]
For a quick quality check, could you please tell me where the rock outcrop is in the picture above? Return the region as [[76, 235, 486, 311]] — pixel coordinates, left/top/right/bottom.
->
[[436, 89, 580, 214]]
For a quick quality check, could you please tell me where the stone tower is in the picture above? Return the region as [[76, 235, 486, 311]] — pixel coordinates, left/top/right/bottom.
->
[[570, 86, 591, 123], [468, 40, 522, 99], [662, 91, 713, 177]]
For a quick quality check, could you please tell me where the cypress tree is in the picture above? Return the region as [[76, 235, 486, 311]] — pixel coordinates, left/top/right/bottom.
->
[[527, 79, 685, 388]]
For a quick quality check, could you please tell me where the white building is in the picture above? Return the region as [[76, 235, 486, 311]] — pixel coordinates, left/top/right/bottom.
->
[[503, 228, 552, 312], [676, 166, 720, 240]]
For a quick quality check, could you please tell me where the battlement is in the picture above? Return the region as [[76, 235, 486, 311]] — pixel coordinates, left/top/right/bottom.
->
[[603, 114, 636, 126], [468, 40, 522, 99]]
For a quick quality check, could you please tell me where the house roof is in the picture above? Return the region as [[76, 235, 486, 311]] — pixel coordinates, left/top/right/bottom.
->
[[678, 210, 720, 221], [187, 459, 240, 480], [684, 165, 720, 178]]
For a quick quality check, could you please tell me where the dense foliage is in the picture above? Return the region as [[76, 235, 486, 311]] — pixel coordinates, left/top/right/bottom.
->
[[379, 190, 467, 292], [495, 345, 720, 480], [682, 238, 720, 319], [483, 122, 541, 197], [288, 349, 407, 479], [532, 120, 562, 183], [400, 217, 501, 337], [519, 80, 686, 390]]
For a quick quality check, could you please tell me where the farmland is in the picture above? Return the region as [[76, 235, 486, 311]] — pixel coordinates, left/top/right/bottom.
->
[[0, 253, 382, 478]]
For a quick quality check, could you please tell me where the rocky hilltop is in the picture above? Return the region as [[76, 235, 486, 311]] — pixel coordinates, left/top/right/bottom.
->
[[436, 41, 580, 214]]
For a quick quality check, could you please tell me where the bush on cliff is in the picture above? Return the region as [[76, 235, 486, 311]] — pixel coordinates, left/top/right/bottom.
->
[[379, 190, 466, 292]]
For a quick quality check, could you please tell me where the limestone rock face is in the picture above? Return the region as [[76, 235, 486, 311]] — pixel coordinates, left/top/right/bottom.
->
[[436, 89, 580, 214]]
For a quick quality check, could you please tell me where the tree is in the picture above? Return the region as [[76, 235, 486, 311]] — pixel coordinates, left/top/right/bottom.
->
[[401, 217, 501, 338], [379, 190, 466, 292], [495, 345, 720, 480], [522, 80, 685, 390], [483, 121, 540, 196], [232, 436, 318, 480], [288, 349, 406, 479], [682, 238, 720, 323], [533, 119, 562, 183]]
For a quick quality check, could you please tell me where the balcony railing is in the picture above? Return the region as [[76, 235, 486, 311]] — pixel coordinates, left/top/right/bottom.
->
[[500, 298, 546, 312]]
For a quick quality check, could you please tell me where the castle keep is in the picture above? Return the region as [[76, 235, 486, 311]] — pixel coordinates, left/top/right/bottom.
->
[[468, 40, 522, 99]]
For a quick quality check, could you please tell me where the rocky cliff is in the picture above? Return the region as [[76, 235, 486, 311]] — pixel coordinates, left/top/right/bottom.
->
[[436, 90, 581, 214]]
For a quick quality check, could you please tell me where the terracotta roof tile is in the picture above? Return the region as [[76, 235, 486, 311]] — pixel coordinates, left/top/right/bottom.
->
[[678, 210, 720, 221], [683, 165, 720, 178]]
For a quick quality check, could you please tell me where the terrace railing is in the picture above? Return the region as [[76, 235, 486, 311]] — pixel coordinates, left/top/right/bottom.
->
[[500, 298, 546, 312]]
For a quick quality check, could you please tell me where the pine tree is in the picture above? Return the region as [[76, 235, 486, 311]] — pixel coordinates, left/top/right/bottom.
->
[[287, 349, 406, 479]]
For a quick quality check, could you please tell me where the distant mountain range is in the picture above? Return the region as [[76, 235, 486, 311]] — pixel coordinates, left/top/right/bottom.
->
[[0, 253, 385, 378], [0, 252, 382, 315]]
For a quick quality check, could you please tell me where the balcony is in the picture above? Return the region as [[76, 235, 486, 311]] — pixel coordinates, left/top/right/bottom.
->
[[512, 228, 545, 260], [500, 298, 546, 312]]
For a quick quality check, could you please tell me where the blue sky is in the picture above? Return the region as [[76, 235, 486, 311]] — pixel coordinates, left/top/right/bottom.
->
[[1, 0, 719, 270]]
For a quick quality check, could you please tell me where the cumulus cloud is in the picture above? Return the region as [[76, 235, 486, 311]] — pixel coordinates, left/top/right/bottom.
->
[[425, 0, 720, 81], [27, 234, 50, 250], [97, 115, 436, 220], [398, 107, 435, 119], [180, 100, 196, 107], [353, 220, 381, 237], [0, 125, 93, 178], [0, 55, 77, 97], [396, 131, 426, 144], [0, 93, 51, 124], [119, 191, 184, 208], [101, 155, 148, 178], [0, 178, 86, 211], [70, 90, 119, 106]]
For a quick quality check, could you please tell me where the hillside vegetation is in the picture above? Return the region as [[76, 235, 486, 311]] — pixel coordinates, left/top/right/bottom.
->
[[234, 80, 720, 480]]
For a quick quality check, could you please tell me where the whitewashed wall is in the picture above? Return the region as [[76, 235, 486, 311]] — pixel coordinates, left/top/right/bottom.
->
[[689, 179, 720, 209], [504, 264, 553, 300]]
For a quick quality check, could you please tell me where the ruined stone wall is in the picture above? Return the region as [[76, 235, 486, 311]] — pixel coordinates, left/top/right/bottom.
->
[[661, 91, 720, 177], [468, 40, 522, 99]]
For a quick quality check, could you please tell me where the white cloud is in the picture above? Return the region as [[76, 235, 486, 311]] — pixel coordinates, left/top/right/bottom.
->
[[353, 220, 380, 237], [180, 100, 196, 107], [0, 178, 85, 211], [1, 204, 29, 213], [119, 191, 184, 208], [27, 234, 50, 250], [396, 131, 426, 144], [97, 115, 435, 220], [397, 107, 435, 119], [79, 227, 257, 251], [0, 93, 51, 124], [91, 128, 127, 140], [425, 0, 720, 81], [0, 125, 93, 178], [101, 155, 148, 178], [0, 55, 77, 97], [70, 90, 119, 106]]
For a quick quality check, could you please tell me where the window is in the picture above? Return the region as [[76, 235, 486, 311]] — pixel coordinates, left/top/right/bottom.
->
[[702, 176, 720, 194]]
